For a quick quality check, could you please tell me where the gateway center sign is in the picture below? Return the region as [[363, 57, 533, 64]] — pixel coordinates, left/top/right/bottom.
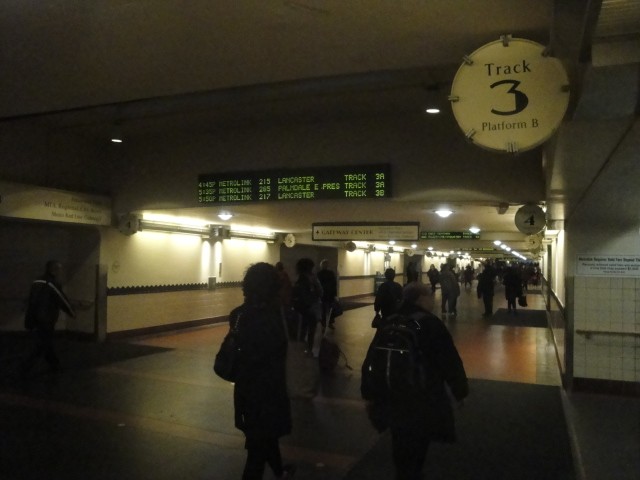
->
[[449, 36, 570, 153]]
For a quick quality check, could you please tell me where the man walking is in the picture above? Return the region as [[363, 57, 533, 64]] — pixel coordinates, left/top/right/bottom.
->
[[22, 260, 76, 375]]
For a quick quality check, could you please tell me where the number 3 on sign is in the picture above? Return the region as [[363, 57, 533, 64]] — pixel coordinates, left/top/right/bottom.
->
[[490, 80, 529, 116]]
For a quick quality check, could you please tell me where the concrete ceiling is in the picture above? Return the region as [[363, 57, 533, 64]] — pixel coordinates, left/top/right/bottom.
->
[[1, 0, 639, 258]]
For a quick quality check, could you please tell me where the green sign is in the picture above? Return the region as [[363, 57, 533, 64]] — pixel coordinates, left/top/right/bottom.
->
[[198, 164, 390, 204], [420, 231, 481, 240]]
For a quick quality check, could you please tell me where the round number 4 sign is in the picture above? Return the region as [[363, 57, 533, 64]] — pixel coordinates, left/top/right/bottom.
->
[[515, 204, 546, 235]]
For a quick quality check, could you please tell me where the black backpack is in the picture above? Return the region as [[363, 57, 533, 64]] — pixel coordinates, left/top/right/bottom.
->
[[361, 311, 427, 401]]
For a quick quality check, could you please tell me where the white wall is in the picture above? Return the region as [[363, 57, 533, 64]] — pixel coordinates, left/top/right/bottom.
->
[[217, 238, 280, 282], [100, 228, 280, 288]]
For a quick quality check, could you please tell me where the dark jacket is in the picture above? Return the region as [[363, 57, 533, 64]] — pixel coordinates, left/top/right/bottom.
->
[[230, 304, 292, 439], [374, 280, 403, 318], [477, 266, 496, 296], [388, 304, 468, 442], [292, 273, 322, 314], [427, 268, 439, 285], [503, 269, 523, 300], [317, 269, 337, 301], [25, 274, 75, 331]]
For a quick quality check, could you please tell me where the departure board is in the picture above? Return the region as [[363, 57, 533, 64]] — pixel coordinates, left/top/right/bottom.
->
[[197, 164, 391, 204], [420, 231, 481, 240]]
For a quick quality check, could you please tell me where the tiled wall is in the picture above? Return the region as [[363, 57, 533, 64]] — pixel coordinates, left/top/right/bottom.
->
[[573, 276, 640, 382]]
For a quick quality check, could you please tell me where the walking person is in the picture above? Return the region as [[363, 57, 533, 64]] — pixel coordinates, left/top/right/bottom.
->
[[476, 261, 497, 317], [426, 264, 439, 293], [316, 259, 338, 332], [405, 261, 419, 284], [21, 260, 76, 376], [363, 282, 469, 480], [227, 262, 296, 479], [503, 265, 523, 315], [463, 265, 474, 290], [439, 264, 460, 316], [373, 268, 403, 325], [275, 261, 295, 338], [292, 258, 323, 356]]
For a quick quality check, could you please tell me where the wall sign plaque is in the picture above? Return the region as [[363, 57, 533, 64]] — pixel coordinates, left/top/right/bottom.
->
[[449, 36, 570, 153]]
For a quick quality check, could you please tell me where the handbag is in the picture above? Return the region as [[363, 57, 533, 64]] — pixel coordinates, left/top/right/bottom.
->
[[518, 295, 528, 307], [371, 312, 382, 328], [213, 315, 242, 382]]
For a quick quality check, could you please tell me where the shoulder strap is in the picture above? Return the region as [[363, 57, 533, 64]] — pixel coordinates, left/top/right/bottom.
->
[[34, 279, 75, 316]]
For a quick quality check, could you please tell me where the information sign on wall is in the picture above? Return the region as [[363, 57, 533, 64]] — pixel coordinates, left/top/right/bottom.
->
[[312, 222, 419, 241], [449, 36, 570, 153], [576, 255, 640, 278], [198, 164, 390, 204], [0, 181, 111, 226]]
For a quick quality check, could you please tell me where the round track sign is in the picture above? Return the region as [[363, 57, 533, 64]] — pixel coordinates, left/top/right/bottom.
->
[[515, 204, 546, 235], [449, 36, 570, 153]]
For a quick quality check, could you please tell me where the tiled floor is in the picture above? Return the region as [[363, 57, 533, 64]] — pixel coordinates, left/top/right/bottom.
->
[[1, 283, 637, 479]]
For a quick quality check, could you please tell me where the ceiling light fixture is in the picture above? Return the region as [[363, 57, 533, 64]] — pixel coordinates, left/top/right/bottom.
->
[[425, 108, 440, 114], [218, 212, 233, 221], [389, 240, 396, 245], [469, 227, 481, 234], [435, 209, 453, 218], [493, 240, 502, 246]]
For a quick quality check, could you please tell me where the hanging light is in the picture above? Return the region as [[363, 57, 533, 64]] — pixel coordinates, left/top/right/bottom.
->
[[435, 209, 453, 218]]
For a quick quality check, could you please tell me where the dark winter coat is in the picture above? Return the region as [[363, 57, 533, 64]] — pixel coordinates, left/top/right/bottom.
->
[[374, 280, 403, 318], [387, 304, 468, 443], [503, 269, 523, 300], [230, 304, 292, 440]]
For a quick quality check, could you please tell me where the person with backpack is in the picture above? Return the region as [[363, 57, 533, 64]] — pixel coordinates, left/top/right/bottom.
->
[[373, 268, 403, 326], [361, 282, 468, 480]]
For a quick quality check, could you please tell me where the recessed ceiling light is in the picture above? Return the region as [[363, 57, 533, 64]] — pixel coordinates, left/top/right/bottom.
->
[[389, 240, 396, 245], [435, 209, 453, 218], [493, 240, 502, 246], [218, 212, 233, 221], [425, 108, 440, 114], [411, 244, 417, 249], [110, 138, 123, 143], [469, 227, 481, 234]]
